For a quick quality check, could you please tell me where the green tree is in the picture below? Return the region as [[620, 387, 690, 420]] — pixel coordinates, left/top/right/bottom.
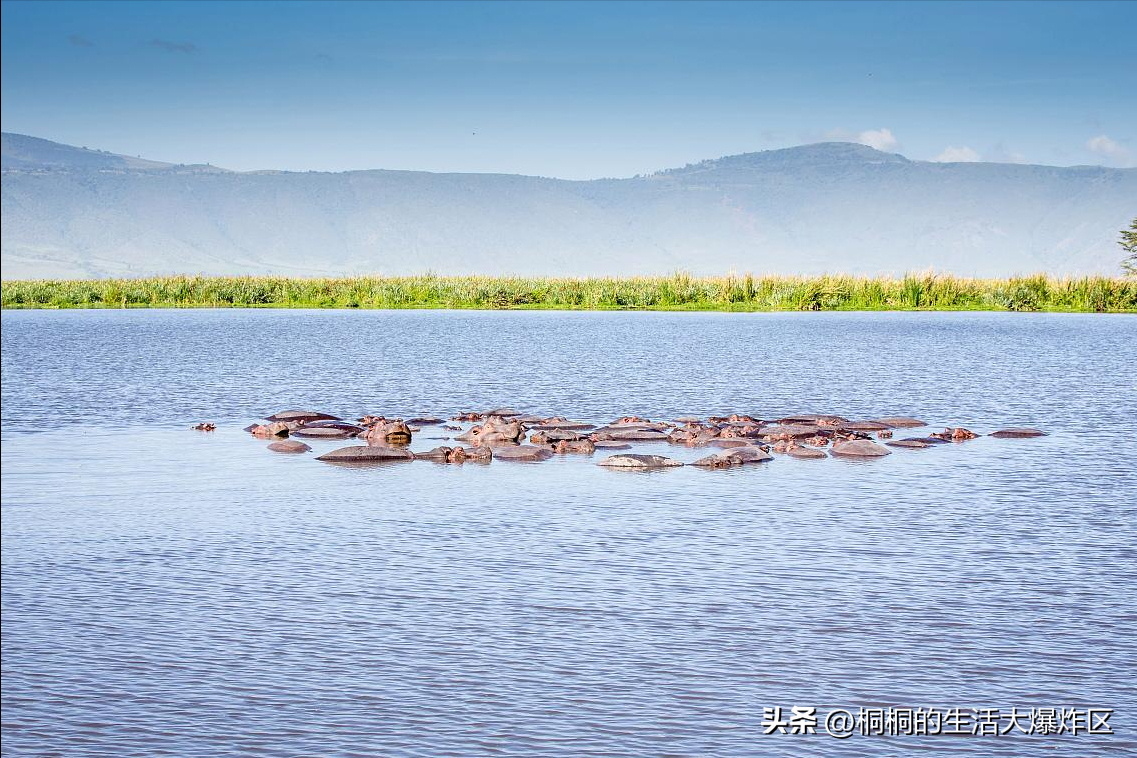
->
[[1122, 218, 1137, 274]]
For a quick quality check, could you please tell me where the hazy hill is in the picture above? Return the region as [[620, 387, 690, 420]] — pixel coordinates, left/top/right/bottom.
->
[[2, 133, 1134, 279]]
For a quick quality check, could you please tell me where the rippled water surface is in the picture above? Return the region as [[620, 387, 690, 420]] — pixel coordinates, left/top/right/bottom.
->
[[2, 309, 1136, 757]]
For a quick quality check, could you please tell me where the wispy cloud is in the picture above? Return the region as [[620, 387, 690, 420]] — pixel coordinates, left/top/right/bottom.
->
[[1086, 134, 1133, 166], [150, 38, 197, 54], [932, 145, 981, 163], [856, 128, 898, 152], [68, 34, 94, 48]]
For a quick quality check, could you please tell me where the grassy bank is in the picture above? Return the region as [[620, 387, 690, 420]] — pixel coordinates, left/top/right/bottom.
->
[[2, 273, 1135, 312]]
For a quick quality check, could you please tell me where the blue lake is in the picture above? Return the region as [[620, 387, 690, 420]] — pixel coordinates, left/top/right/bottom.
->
[[2, 309, 1135, 756]]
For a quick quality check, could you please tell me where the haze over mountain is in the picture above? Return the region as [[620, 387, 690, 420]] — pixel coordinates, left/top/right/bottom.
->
[[2, 132, 1133, 279]]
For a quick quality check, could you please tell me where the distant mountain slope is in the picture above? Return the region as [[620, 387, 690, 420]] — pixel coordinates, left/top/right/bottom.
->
[[1, 133, 177, 171], [2, 134, 1134, 279]]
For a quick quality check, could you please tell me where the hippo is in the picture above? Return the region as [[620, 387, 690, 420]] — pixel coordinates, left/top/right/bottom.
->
[[760, 424, 820, 441], [250, 421, 291, 438], [710, 439, 751, 448], [887, 438, 933, 449], [407, 417, 445, 426], [457, 416, 525, 446], [990, 428, 1046, 438], [414, 446, 454, 461], [691, 452, 743, 468], [870, 416, 926, 428], [600, 429, 670, 441], [831, 439, 892, 457], [531, 420, 595, 431], [877, 430, 894, 439], [452, 412, 483, 422], [301, 420, 365, 432], [786, 445, 827, 459], [592, 440, 632, 450], [485, 408, 522, 417], [465, 445, 492, 462], [724, 446, 774, 463], [554, 439, 595, 455], [316, 445, 414, 463], [542, 429, 583, 442], [930, 427, 979, 442], [268, 440, 311, 454], [597, 454, 683, 469], [493, 445, 553, 462], [266, 410, 340, 424], [667, 429, 695, 443], [192, 422, 216, 432], [719, 424, 762, 439], [291, 427, 357, 440], [364, 419, 412, 444], [778, 414, 848, 426], [831, 420, 893, 432]]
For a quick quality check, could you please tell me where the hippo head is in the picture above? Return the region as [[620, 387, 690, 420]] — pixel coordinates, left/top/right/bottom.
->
[[480, 416, 523, 441], [366, 419, 412, 444]]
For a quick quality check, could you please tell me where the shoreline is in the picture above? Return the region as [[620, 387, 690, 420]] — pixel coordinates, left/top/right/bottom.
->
[[3, 273, 1135, 313]]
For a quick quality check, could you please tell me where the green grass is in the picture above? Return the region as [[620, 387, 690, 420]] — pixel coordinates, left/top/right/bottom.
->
[[2, 273, 1135, 312]]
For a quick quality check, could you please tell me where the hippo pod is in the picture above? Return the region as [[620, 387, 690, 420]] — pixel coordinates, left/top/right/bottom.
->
[[363, 419, 412, 444], [455, 415, 525, 446]]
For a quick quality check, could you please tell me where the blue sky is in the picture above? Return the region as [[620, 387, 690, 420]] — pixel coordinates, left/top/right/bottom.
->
[[1, 0, 1133, 177]]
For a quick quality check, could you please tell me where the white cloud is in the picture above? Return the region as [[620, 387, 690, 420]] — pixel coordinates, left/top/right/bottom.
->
[[932, 145, 982, 163], [1086, 134, 1132, 165], [856, 128, 898, 152]]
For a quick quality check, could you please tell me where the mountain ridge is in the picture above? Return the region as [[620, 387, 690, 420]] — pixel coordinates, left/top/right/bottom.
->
[[2, 133, 1134, 279]]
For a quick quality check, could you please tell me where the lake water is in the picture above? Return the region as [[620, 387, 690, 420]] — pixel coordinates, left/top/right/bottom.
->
[[2, 309, 1135, 757]]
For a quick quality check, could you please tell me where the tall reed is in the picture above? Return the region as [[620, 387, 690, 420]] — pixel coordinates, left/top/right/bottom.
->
[[2, 273, 1135, 312]]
